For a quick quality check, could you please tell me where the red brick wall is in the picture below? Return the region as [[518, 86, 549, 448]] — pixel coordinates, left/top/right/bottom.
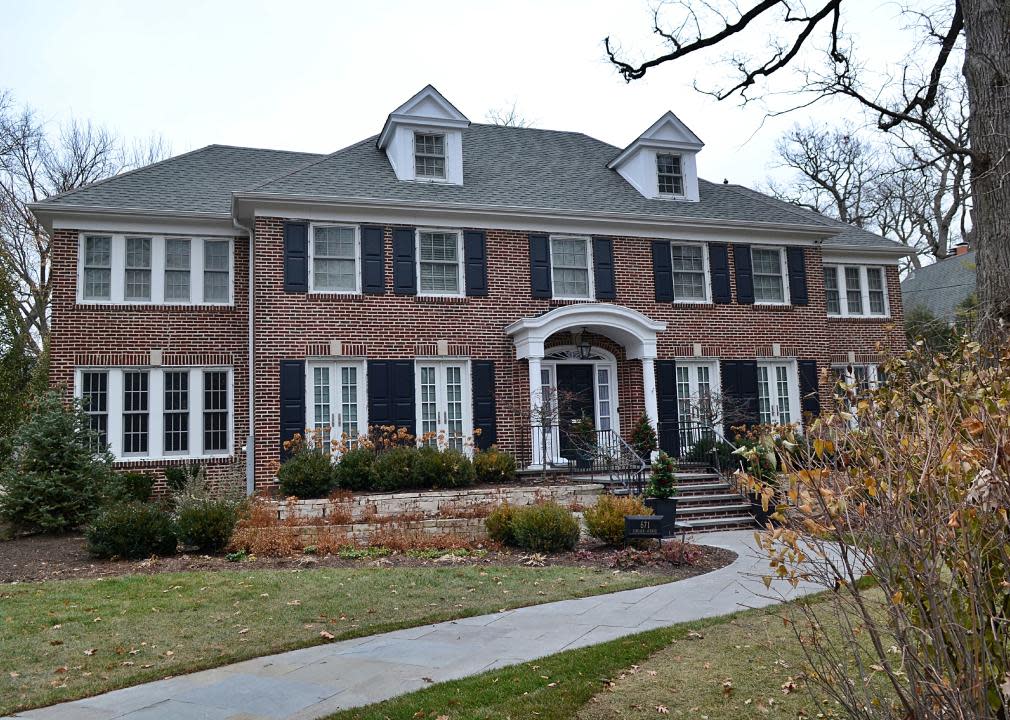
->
[[50, 220, 905, 492]]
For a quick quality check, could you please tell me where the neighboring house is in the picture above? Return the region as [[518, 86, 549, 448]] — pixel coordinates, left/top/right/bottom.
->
[[30, 85, 907, 493], [901, 244, 976, 324]]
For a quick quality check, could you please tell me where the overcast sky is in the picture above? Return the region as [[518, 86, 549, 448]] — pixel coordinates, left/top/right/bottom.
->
[[2, 0, 909, 188]]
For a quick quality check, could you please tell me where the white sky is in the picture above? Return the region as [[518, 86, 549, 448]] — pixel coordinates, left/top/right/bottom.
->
[[1, 0, 912, 188]]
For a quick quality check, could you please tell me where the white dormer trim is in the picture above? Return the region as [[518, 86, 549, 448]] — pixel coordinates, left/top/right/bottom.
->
[[609, 111, 704, 203], [377, 85, 470, 186]]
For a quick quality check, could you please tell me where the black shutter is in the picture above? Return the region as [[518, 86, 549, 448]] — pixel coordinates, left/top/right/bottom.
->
[[651, 240, 673, 302], [464, 230, 488, 297], [786, 247, 809, 305], [720, 360, 759, 437], [279, 360, 305, 461], [798, 359, 820, 419], [656, 360, 680, 457], [529, 234, 552, 298], [361, 225, 385, 294], [283, 221, 308, 293], [472, 361, 496, 450], [592, 236, 616, 300], [367, 360, 416, 434], [708, 243, 732, 304], [733, 244, 754, 304], [392, 227, 416, 295]]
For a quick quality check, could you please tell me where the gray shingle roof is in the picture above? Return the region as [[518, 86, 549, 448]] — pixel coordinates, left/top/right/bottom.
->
[[34, 124, 903, 251], [901, 250, 977, 321]]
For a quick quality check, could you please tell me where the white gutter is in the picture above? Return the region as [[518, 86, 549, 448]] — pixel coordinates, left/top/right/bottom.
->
[[233, 218, 256, 496]]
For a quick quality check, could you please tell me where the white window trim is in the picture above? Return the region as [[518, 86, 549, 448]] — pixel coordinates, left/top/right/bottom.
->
[[824, 264, 891, 318], [548, 234, 595, 301], [304, 358, 369, 452], [541, 345, 621, 441], [656, 152, 686, 199], [415, 228, 464, 298], [76, 233, 234, 307], [308, 224, 361, 295], [670, 242, 712, 304], [74, 366, 233, 462], [752, 246, 791, 306], [832, 363, 883, 391], [412, 131, 449, 183], [756, 359, 801, 428], [673, 359, 722, 426], [414, 358, 474, 453]]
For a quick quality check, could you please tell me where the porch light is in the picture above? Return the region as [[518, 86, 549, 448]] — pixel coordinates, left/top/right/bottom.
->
[[575, 327, 592, 360]]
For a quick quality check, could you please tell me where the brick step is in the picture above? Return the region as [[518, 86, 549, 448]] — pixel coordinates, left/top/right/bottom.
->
[[676, 493, 747, 506], [676, 514, 759, 532]]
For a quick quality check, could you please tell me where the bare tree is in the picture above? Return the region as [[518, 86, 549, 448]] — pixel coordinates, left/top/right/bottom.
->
[[605, 0, 1009, 345], [485, 101, 532, 128], [0, 96, 170, 354]]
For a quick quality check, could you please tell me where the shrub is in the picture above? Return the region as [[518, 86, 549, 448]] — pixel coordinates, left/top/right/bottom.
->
[[334, 446, 375, 491], [163, 462, 202, 493], [413, 446, 474, 489], [583, 495, 652, 546], [684, 436, 739, 470], [511, 501, 581, 552], [86, 502, 177, 559], [473, 447, 517, 485], [277, 447, 336, 498], [629, 413, 658, 459], [104, 472, 155, 504], [646, 451, 678, 499], [485, 503, 517, 546], [369, 446, 416, 492], [176, 497, 243, 552], [0, 391, 113, 533]]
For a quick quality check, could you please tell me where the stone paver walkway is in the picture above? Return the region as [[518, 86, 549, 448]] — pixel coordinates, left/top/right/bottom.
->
[[8, 530, 820, 720]]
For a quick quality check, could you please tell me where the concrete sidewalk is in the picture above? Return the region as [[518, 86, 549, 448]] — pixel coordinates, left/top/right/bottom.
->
[[8, 530, 819, 720]]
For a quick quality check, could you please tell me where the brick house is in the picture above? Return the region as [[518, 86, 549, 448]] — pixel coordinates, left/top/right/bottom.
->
[[31, 85, 907, 494]]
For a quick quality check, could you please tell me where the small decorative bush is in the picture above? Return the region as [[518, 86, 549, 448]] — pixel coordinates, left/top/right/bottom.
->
[[104, 472, 155, 504], [511, 501, 581, 552], [334, 446, 376, 491], [473, 447, 517, 485], [646, 451, 678, 499], [485, 503, 517, 546], [86, 502, 177, 559], [629, 413, 658, 459], [176, 497, 243, 552], [0, 391, 113, 533], [583, 494, 653, 546], [369, 446, 416, 492], [413, 446, 474, 489], [277, 446, 336, 498], [684, 436, 739, 470], [163, 462, 202, 493]]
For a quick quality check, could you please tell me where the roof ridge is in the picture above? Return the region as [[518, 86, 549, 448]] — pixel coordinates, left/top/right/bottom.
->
[[205, 143, 323, 156], [245, 135, 379, 192]]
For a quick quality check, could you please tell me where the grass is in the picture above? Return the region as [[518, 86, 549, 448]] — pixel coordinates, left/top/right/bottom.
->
[[325, 589, 892, 720], [0, 564, 665, 715]]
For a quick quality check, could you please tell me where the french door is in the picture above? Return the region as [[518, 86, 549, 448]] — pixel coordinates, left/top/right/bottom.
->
[[757, 361, 799, 426], [675, 362, 718, 448], [416, 361, 471, 451], [306, 361, 368, 452]]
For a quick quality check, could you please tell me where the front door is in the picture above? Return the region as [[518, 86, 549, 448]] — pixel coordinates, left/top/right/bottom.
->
[[556, 364, 595, 456]]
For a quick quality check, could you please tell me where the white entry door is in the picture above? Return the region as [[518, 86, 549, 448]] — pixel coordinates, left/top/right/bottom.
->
[[757, 361, 800, 426], [416, 361, 471, 451]]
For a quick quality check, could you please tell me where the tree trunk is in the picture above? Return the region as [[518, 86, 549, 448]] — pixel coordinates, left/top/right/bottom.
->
[[962, 0, 1010, 346]]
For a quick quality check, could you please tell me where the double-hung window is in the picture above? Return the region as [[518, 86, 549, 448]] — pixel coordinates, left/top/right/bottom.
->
[[305, 361, 367, 453], [163, 370, 189, 454], [550, 236, 592, 299], [81, 370, 109, 451], [312, 225, 358, 292], [203, 240, 230, 303], [124, 238, 152, 301], [203, 370, 229, 453], [414, 132, 446, 179], [752, 247, 787, 303], [824, 265, 889, 317], [83, 236, 112, 301], [656, 153, 684, 196], [417, 230, 462, 296], [164, 239, 191, 302], [671, 244, 707, 301], [416, 360, 471, 452], [122, 370, 150, 455]]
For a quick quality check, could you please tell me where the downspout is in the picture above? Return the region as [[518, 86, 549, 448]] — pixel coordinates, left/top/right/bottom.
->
[[234, 217, 256, 496]]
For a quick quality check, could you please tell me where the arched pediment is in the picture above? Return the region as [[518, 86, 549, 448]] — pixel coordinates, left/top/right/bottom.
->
[[505, 303, 666, 360]]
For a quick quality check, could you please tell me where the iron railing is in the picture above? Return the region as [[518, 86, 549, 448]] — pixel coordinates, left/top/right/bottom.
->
[[519, 424, 647, 491]]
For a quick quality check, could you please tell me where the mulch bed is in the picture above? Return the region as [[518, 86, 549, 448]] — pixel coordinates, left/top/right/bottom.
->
[[0, 533, 736, 584]]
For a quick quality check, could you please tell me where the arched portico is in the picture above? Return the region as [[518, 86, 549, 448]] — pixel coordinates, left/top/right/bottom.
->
[[505, 304, 666, 466]]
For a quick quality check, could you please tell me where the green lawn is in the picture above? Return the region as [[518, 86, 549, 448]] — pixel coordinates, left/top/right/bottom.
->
[[327, 589, 893, 720], [0, 565, 665, 715]]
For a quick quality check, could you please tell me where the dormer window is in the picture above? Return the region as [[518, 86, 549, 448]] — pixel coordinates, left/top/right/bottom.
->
[[414, 132, 446, 179], [657, 153, 684, 196]]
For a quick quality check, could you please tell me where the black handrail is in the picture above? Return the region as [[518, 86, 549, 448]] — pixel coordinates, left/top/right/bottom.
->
[[520, 425, 647, 491]]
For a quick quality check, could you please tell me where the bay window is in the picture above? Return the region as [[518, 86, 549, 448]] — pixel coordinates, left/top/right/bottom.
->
[[824, 265, 889, 317]]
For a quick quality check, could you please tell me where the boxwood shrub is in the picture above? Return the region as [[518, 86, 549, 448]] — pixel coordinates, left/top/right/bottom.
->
[[175, 497, 243, 553], [369, 447, 417, 492], [86, 502, 177, 559], [334, 446, 375, 491], [511, 501, 581, 552], [485, 503, 517, 546], [413, 446, 474, 489], [277, 447, 336, 498], [473, 448, 517, 485]]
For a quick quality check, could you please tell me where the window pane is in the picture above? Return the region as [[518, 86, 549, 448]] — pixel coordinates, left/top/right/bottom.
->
[[415, 133, 446, 178], [445, 366, 463, 450], [597, 368, 611, 431], [657, 154, 684, 195], [551, 238, 588, 268], [845, 267, 863, 315], [673, 272, 706, 301], [84, 268, 111, 301], [752, 248, 781, 274], [82, 371, 109, 451], [84, 235, 112, 300], [418, 232, 460, 294], [752, 249, 785, 303], [314, 258, 357, 292], [163, 239, 192, 302], [757, 366, 772, 424], [124, 237, 152, 301], [867, 268, 886, 314], [314, 226, 355, 258], [420, 261, 459, 293], [553, 268, 589, 298], [671, 245, 703, 272], [203, 371, 228, 453], [419, 232, 458, 261], [753, 273, 784, 303], [84, 236, 111, 267], [204, 241, 229, 270], [341, 366, 358, 445], [123, 371, 149, 454], [824, 267, 840, 314], [420, 366, 437, 444], [164, 371, 189, 453], [776, 366, 791, 424], [676, 366, 692, 421]]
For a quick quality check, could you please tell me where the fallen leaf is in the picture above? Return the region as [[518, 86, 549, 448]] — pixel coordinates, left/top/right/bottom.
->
[[656, 706, 669, 714], [319, 630, 335, 640], [83, 649, 96, 656], [238, 629, 249, 635]]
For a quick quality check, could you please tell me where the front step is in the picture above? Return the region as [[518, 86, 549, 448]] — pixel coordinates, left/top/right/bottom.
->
[[676, 514, 758, 532], [677, 493, 746, 506]]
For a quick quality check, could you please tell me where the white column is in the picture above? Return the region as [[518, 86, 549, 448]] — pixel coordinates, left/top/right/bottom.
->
[[642, 356, 659, 432], [527, 355, 544, 468]]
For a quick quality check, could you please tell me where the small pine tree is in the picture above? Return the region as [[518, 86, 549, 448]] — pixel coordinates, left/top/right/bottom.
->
[[646, 451, 678, 499], [0, 391, 113, 533], [629, 413, 658, 458]]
